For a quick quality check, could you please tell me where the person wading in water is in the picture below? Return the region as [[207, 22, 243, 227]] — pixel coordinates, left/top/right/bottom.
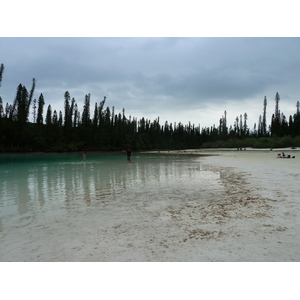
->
[[125, 149, 132, 163]]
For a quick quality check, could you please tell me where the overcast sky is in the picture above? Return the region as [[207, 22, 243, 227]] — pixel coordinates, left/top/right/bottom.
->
[[1, 37, 300, 130], [2, 0, 300, 131]]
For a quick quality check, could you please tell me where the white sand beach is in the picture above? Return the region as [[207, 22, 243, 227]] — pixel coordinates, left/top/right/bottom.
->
[[1, 148, 299, 262], [137, 148, 300, 261], [192, 148, 300, 261]]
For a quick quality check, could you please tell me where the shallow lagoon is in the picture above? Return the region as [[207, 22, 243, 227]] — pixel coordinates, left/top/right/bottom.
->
[[1, 152, 221, 213], [0, 152, 223, 261]]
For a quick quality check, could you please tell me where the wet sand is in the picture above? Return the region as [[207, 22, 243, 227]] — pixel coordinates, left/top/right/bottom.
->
[[148, 148, 300, 261], [147, 148, 300, 261], [198, 149, 300, 261]]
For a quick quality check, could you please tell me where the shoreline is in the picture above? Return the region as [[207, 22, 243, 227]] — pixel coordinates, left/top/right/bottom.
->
[[141, 147, 300, 158], [0, 146, 299, 156]]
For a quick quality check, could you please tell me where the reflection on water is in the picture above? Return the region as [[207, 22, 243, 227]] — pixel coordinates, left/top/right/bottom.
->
[[0, 153, 223, 242]]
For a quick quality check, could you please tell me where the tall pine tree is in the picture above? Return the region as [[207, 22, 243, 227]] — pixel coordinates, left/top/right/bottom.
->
[[36, 93, 45, 124], [0, 63, 4, 87], [271, 92, 281, 136], [262, 96, 267, 136]]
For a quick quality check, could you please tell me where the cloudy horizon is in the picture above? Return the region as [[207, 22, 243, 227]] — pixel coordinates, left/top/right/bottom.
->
[[1, 37, 300, 131]]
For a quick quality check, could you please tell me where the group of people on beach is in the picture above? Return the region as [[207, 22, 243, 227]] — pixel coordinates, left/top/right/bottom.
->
[[277, 152, 295, 158], [82, 149, 133, 163]]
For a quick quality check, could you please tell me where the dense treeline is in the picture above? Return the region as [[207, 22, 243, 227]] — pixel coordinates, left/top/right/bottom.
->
[[1, 63, 300, 152]]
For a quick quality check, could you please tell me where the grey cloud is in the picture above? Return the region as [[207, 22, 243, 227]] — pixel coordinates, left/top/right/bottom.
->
[[1, 37, 300, 128]]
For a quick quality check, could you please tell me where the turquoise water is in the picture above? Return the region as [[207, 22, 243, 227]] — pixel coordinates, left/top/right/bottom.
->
[[0, 152, 221, 212], [0, 152, 223, 261]]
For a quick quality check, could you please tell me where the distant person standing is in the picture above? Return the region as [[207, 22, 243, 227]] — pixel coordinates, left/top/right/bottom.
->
[[83, 152, 87, 161], [126, 149, 132, 163]]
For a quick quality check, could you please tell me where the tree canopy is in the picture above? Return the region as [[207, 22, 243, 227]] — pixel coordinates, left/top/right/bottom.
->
[[1, 63, 300, 152]]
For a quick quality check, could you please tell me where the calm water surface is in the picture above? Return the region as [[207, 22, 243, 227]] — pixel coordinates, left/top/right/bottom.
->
[[1, 153, 219, 205], [0, 152, 223, 260]]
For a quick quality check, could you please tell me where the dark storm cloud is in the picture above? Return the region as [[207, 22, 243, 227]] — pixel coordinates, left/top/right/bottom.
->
[[1, 37, 300, 127]]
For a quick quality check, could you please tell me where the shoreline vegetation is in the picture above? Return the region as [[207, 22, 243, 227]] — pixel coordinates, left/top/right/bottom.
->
[[0, 134, 299, 154], [1, 64, 300, 153]]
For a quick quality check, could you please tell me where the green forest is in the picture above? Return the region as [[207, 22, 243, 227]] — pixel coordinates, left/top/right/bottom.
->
[[1, 63, 300, 152]]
